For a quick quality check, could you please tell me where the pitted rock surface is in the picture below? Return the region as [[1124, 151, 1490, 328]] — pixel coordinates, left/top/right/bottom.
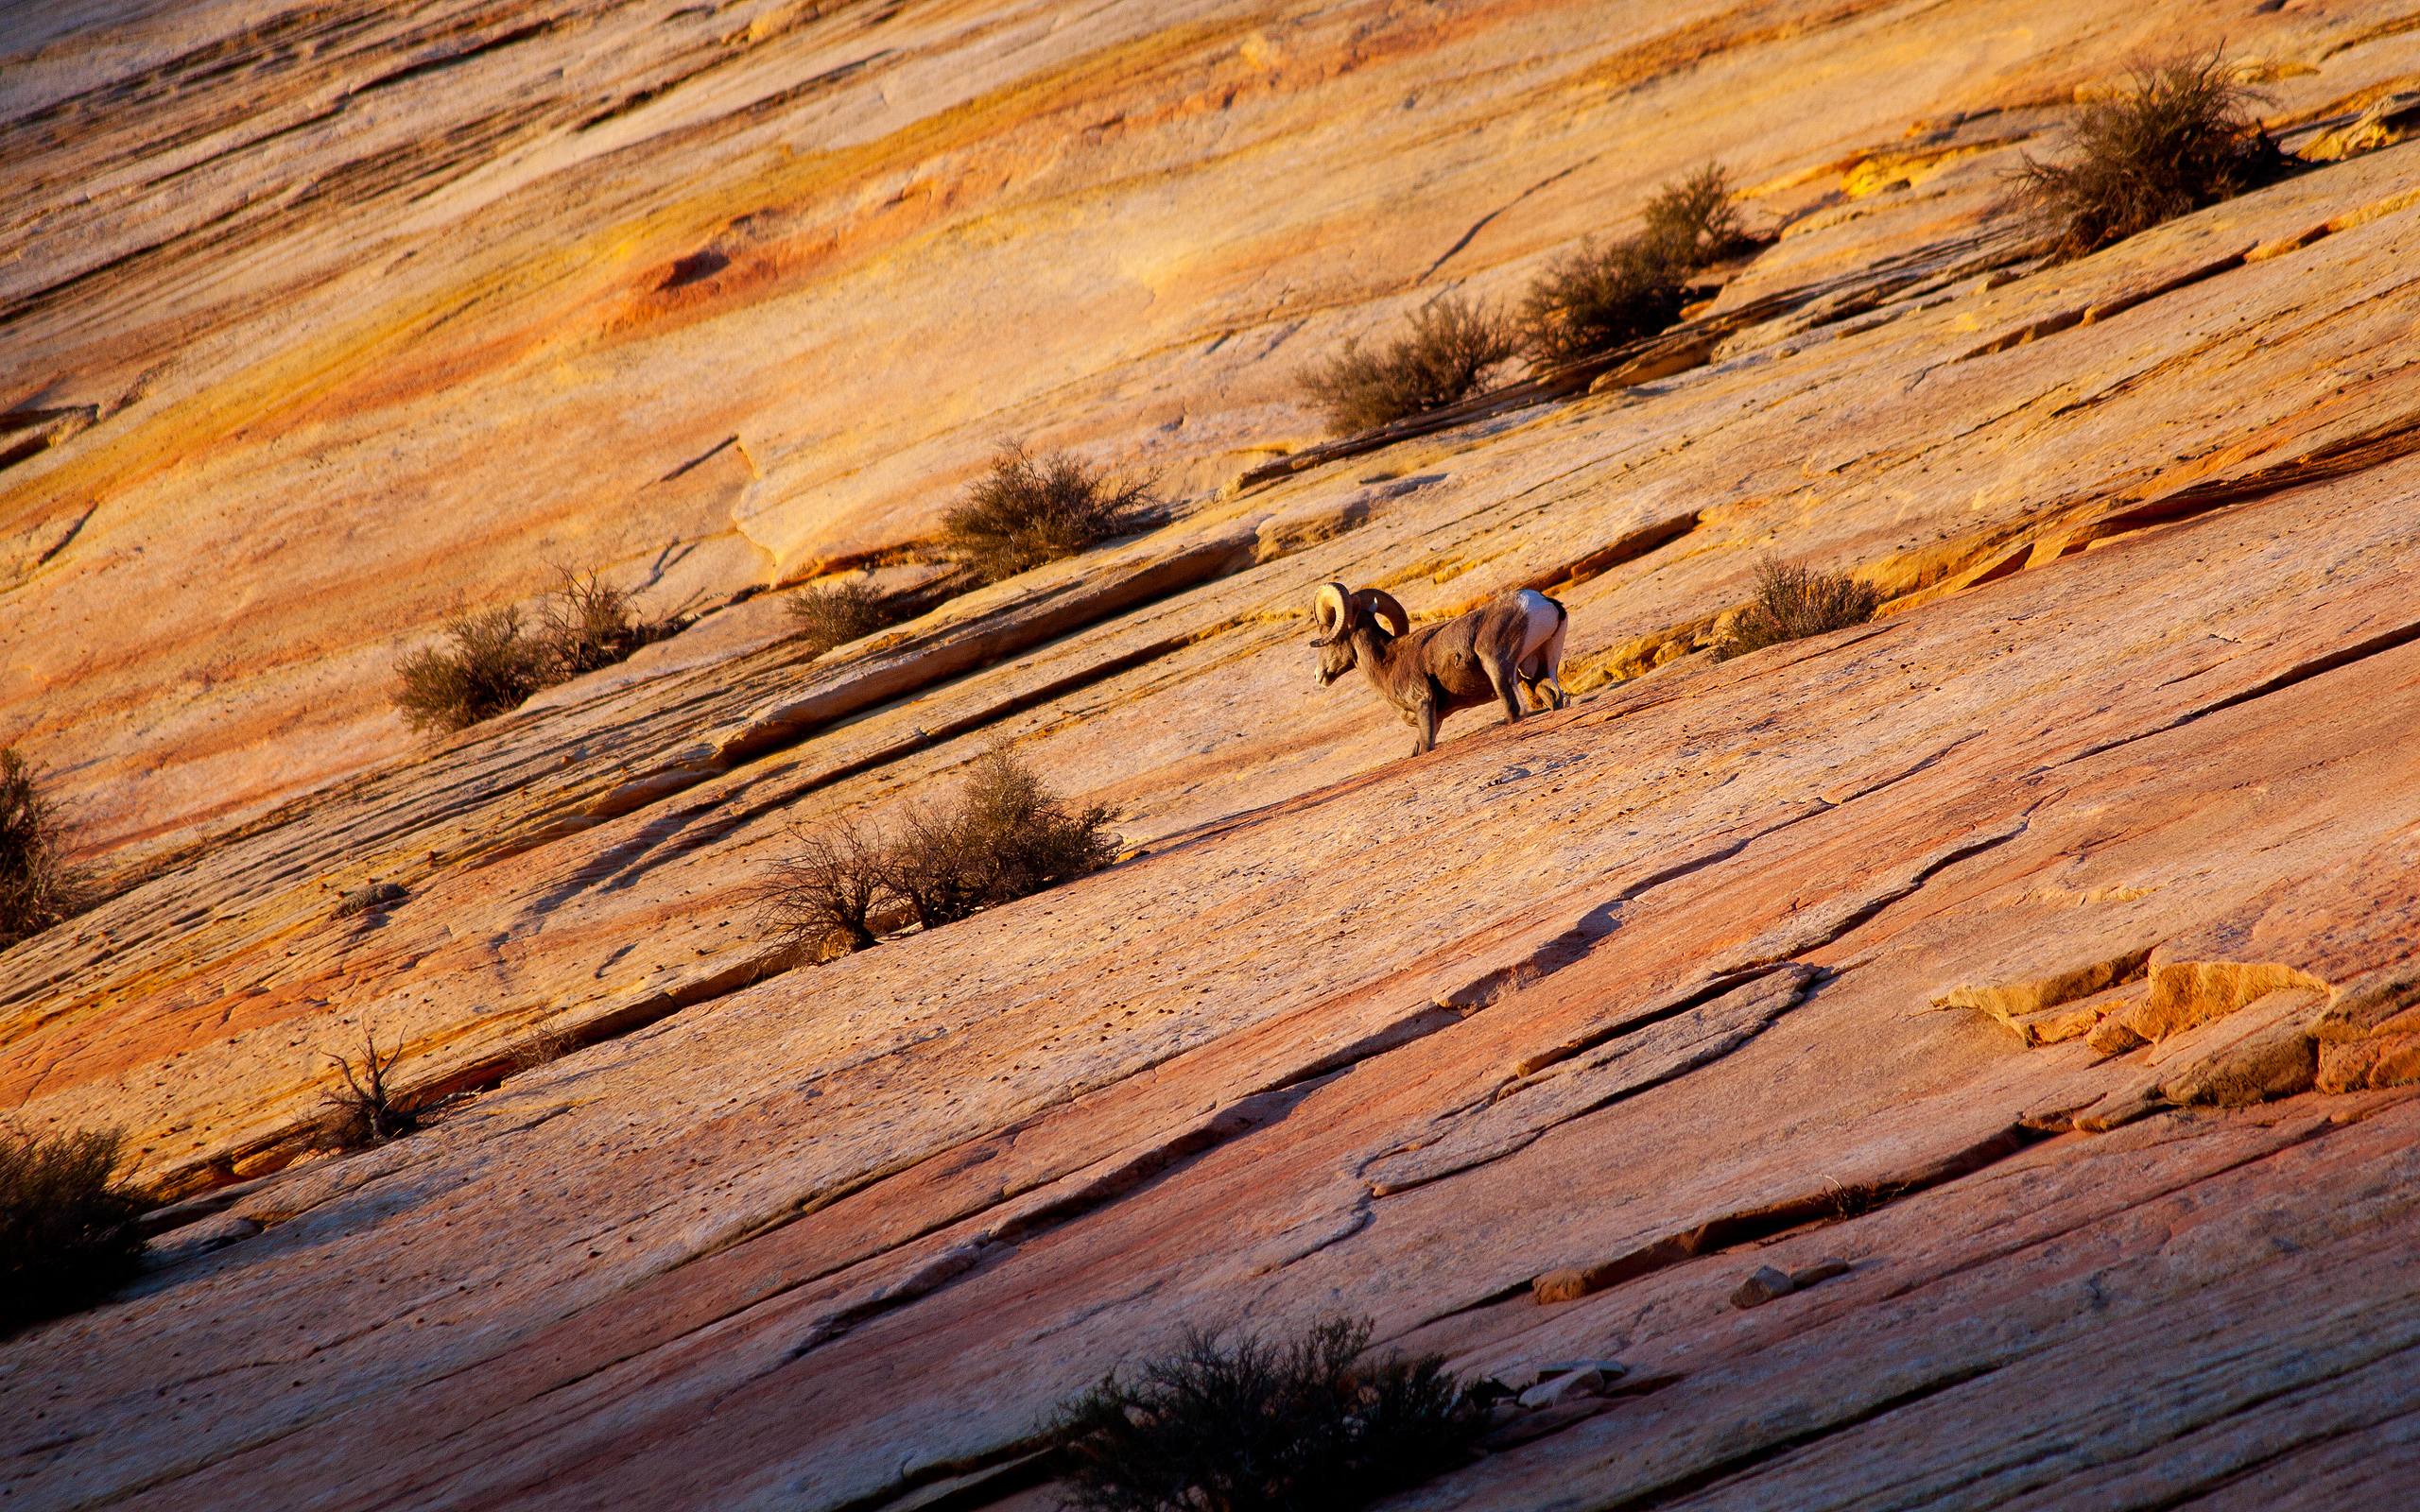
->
[[9, 4, 2420, 1509]]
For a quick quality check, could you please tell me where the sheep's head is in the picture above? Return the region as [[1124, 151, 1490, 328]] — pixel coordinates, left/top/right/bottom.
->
[[1308, 582, 1409, 685]]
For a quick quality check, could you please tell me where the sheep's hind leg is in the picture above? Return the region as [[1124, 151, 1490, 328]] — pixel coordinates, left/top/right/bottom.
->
[[1485, 658, 1525, 725], [1539, 619, 1569, 709], [1518, 655, 1568, 712]]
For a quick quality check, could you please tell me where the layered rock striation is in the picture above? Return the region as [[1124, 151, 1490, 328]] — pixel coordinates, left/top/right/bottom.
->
[[7, 2, 2420, 1508]]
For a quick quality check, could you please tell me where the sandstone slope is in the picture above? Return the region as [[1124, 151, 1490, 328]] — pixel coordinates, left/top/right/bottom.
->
[[8, 2, 2420, 1509]]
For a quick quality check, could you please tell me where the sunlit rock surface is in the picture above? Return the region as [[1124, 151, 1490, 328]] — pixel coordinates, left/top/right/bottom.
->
[[6, 2, 2420, 1507]]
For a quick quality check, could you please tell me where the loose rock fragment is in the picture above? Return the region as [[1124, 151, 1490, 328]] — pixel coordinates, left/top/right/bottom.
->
[[1789, 1257, 1852, 1289], [2085, 1015, 2150, 1056], [1519, 1367, 1613, 1410], [333, 882, 407, 918], [1731, 1264, 1795, 1309], [2158, 990, 2325, 1107]]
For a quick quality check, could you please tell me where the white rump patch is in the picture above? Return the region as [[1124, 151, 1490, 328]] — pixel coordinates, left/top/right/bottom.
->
[[1512, 590, 1563, 657]]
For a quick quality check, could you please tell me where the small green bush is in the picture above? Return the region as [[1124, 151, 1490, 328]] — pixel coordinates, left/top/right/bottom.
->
[[2015, 51, 2285, 258], [943, 446, 1150, 584], [787, 579, 901, 656], [1715, 558, 1881, 660], [1, 1125, 148, 1333], [1520, 163, 1750, 365], [1302, 294, 1519, 435], [0, 747, 78, 947], [761, 750, 1115, 957], [1053, 1315, 1482, 1512], [1519, 237, 1690, 367]]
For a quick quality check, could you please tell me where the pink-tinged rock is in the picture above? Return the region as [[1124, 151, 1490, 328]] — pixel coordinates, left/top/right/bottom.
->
[[1731, 1266, 1797, 1310]]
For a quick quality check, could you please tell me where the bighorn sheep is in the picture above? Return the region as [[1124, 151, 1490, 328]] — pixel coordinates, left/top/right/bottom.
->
[[1308, 581, 1568, 755]]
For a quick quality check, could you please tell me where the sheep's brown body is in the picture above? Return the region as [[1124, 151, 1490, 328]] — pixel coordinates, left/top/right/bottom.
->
[[1310, 583, 1568, 755]]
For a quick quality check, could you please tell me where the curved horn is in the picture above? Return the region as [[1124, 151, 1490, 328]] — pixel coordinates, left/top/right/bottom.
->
[[1308, 582, 1353, 645], [1353, 588, 1410, 638]]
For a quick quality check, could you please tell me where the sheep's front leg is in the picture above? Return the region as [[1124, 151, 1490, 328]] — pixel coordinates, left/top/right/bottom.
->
[[1412, 694, 1440, 755]]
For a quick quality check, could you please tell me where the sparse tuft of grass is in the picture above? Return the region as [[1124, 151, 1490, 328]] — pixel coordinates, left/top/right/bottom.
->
[[2014, 51, 2286, 258], [0, 747, 78, 948], [320, 1027, 421, 1149], [943, 445, 1151, 584], [1302, 294, 1519, 435], [787, 579, 901, 656], [1520, 163, 1752, 366], [1, 1125, 149, 1333], [1715, 559, 1881, 661], [760, 749, 1115, 958], [1053, 1315, 1482, 1512], [333, 881, 406, 919], [507, 1023, 583, 1076], [393, 570, 684, 733]]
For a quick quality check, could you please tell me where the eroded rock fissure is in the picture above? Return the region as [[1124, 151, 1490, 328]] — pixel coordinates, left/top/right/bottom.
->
[[1525, 1124, 2050, 1309]]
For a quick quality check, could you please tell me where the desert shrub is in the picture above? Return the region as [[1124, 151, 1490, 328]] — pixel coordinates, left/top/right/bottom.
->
[[1715, 558, 1882, 661], [2014, 51, 2285, 258], [1302, 294, 1519, 435], [787, 579, 900, 656], [1, 1125, 149, 1333], [320, 1027, 421, 1149], [1637, 162, 1754, 266], [943, 445, 1151, 584], [393, 606, 549, 733], [1520, 163, 1750, 365], [884, 750, 1118, 929], [761, 750, 1115, 956], [1053, 1315, 1482, 1512], [394, 571, 683, 733], [757, 819, 889, 958], [0, 747, 77, 947], [541, 566, 678, 678], [1519, 237, 1691, 367]]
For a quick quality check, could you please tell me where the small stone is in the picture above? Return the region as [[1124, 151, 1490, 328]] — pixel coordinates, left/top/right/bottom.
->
[[333, 881, 407, 919], [1731, 1264, 1795, 1309], [1518, 1367, 1606, 1409], [2085, 1014, 2148, 1056], [1789, 1257, 1852, 1289], [1530, 1358, 1627, 1386]]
